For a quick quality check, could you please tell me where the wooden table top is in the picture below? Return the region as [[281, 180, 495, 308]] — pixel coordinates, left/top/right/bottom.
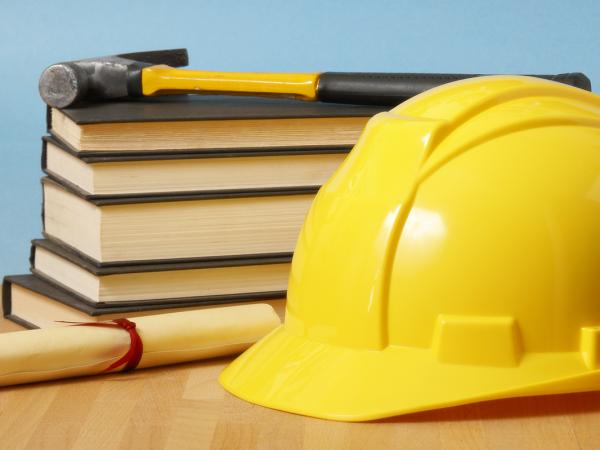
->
[[1, 318, 599, 450]]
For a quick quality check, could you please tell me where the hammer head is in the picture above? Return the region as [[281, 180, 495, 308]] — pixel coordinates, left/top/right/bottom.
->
[[39, 49, 189, 109]]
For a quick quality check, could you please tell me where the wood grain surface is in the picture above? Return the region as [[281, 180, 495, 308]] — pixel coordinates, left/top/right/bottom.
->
[[1, 318, 599, 450]]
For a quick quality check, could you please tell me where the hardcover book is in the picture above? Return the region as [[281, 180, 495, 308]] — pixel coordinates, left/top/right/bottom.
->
[[42, 135, 347, 197], [42, 177, 315, 264], [30, 239, 290, 305], [48, 95, 385, 154], [3, 275, 285, 329]]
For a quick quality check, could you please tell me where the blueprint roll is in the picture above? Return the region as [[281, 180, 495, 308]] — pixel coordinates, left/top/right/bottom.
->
[[0, 303, 280, 387]]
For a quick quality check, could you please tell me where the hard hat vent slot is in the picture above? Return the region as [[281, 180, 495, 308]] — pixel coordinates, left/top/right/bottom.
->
[[432, 315, 523, 367]]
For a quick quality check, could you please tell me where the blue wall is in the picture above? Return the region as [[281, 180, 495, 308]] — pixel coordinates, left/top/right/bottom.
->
[[1, 0, 599, 274]]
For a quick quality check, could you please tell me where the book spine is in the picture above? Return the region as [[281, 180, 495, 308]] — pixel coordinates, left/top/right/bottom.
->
[[46, 106, 52, 133], [41, 138, 48, 172], [29, 242, 37, 271], [40, 179, 47, 236], [2, 277, 12, 316]]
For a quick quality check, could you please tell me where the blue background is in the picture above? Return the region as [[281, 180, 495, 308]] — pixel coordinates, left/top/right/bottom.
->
[[0, 0, 599, 275]]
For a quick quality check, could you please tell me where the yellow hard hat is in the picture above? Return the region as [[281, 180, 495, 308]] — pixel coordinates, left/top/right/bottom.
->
[[220, 75, 600, 421]]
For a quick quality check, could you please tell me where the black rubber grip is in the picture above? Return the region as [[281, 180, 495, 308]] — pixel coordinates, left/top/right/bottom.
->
[[317, 72, 592, 105]]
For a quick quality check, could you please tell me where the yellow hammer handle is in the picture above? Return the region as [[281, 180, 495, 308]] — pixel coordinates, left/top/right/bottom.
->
[[142, 66, 320, 100]]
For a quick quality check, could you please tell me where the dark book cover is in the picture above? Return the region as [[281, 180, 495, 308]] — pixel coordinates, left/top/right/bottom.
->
[[48, 94, 386, 126], [3, 274, 285, 323]]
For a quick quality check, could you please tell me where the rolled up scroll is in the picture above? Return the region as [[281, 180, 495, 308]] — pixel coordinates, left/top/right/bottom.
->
[[0, 303, 280, 387]]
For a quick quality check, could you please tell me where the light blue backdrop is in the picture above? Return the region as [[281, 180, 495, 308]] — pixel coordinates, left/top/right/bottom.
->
[[0, 0, 599, 275]]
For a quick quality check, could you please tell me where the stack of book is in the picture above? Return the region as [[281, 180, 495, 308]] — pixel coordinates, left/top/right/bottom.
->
[[3, 95, 384, 329]]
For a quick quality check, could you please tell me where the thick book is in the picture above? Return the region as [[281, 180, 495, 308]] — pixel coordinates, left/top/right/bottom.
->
[[42, 177, 314, 264], [42, 135, 347, 198], [30, 239, 290, 305], [47, 95, 385, 154], [2, 275, 285, 329]]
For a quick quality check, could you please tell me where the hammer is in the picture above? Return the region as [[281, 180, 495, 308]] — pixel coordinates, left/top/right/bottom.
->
[[39, 48, 592, 109]]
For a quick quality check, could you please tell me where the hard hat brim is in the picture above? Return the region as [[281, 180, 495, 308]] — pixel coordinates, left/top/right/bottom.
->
[[220, 325, 600, 421]]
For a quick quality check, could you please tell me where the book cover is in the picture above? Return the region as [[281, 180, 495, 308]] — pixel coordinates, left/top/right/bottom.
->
[[49, 94, 386, 126]]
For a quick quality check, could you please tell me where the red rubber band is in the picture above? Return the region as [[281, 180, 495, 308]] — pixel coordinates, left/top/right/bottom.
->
[[56, 318, 144, 372]]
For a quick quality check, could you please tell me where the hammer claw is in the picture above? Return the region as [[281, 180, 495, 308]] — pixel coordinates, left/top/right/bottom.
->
[[116, 49, 189, 68]]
